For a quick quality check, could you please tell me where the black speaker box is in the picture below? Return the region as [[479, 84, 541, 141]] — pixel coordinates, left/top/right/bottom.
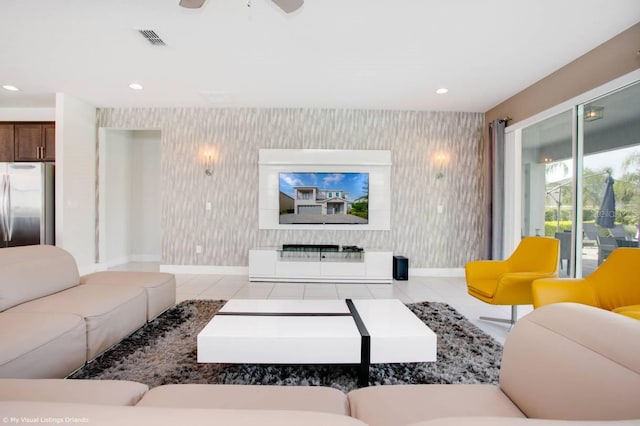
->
[[393, 256, 408, 280]]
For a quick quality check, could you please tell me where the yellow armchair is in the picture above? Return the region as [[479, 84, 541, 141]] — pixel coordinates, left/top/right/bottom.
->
[[533, 247, 640, 320], [466, 236, 560, 325]]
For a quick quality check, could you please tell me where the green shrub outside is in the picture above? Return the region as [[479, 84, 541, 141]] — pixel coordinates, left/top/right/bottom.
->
[[544, 220, 638, 238], [583, 208, 596, 222], [544, 221, 573, 237], [616, 209, 639, 226], [546, 208, 637, 226], [545, 208, 597, 222]]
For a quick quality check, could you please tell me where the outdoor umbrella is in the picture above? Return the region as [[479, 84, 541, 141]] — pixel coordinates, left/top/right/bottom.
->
[[596, 174, 616, 229]]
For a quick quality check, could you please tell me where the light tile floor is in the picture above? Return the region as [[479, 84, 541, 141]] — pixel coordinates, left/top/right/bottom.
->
[[110, 262, 534, 344]]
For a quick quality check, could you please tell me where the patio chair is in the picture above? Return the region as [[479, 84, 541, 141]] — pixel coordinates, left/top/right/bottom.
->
[[597, 235, 618, 264], [554, 231, 572, 276], [465, 236, 560, 325], [582, 223, 600, 246], [609, 224, 630, 240]]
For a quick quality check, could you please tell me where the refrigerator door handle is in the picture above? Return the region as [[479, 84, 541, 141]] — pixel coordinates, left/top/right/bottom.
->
[[4, 174, 12, 241], [0, 174, 8, 242]]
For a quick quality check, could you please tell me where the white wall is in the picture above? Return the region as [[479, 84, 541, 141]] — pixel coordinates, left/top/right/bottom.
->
[[0, 108, 55, 121], [104, 130, 133, 265], [130, 130, 161, 261], [55, 93, 97, 274]]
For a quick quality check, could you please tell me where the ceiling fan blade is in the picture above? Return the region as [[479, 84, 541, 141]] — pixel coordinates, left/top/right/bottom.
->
[[179, 0, 207, 9], [272, 0, 304, 13]]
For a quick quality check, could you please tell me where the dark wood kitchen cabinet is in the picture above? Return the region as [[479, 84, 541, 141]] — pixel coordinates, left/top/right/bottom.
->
[[42, 123, 56, 161], [0, 123, 14, 162], [14, 122, 55, 162]]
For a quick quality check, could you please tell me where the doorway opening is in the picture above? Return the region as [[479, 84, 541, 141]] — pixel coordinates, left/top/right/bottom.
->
[[98, 129, 161, 270]]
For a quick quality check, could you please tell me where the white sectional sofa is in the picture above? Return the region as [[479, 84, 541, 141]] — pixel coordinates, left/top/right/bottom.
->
[[0, 245, 176, 378], [0, 303, 639, 425]]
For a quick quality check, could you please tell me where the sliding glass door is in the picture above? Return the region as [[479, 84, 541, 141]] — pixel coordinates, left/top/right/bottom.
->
[[580, 81, 640, 275], [521, 110, 573, 276], [519, 80, 640, 277]]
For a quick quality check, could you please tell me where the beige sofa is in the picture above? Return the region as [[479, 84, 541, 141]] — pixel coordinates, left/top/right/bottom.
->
[[0, 245, 176, 379], [347, 302, 640, 425], [0, 303, 638, 425]]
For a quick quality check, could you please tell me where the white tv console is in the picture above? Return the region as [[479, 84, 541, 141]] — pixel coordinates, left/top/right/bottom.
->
[[249, 246, 393, 284]]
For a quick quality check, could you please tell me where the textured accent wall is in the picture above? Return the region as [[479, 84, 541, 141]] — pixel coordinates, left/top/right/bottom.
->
[[97, 108, 485, 268]]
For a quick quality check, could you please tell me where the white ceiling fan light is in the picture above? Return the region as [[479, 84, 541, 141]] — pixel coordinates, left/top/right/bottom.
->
[[178, 0, 303, 14], [179, 0, 207, 9], [272, 0, 304, 13]]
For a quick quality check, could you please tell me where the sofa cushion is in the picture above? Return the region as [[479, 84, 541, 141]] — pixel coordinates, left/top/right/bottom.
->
[[81, 271, 176, 320], [499, 302, 640, 420], [0, 245, 80, 312], [7, 284, 147, 360], [0, 312, 86, 379], [137, 384, 349, 415], [347, 384, 524, 426], [409, 418, 640, 426], [0, 379, 148, 406], [0, 401, 367, 426]]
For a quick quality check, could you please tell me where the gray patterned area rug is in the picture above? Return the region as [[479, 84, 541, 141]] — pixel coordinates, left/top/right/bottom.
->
[[69, 300, 502, 392]]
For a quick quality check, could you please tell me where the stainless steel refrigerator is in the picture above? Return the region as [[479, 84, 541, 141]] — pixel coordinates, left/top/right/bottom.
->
[[0, 162, 55, 248]]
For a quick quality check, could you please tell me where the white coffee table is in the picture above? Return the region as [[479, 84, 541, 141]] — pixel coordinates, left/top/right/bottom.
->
[[197, 299, 437, 386]]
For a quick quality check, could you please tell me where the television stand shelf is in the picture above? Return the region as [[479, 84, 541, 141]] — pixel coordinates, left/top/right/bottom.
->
[[249, 245, 392, 284]]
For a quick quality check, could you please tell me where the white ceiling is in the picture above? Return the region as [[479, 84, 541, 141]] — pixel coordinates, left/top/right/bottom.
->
[[1, 0, 639, 111]]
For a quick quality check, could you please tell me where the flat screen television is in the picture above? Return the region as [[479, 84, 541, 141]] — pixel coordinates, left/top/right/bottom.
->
[[279, 172, 369, 225]]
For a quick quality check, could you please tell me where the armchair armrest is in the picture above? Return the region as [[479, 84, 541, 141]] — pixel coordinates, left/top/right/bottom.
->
[[492, 272, 557, 305], [465, 260, 509, 282], [532, 278, 598, 308]]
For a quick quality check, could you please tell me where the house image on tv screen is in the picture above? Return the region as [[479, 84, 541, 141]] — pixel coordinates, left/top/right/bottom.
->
[[279, 173, 369, 224]]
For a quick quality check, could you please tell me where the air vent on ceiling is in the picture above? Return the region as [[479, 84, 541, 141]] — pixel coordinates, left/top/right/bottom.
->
[[138, 29, 166, 46], [201, 91, 234, 105]]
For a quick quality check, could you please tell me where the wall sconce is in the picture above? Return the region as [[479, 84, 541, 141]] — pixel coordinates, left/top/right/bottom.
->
[[433, 152, 450, 179], [584, 105, 604, 122], [204, 150, 215, 176]]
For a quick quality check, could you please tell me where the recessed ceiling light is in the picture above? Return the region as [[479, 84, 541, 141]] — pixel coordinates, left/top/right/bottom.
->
[[129, 83, 143, 90], [2, 85, 19, 91], [435, 88, 449, 95]]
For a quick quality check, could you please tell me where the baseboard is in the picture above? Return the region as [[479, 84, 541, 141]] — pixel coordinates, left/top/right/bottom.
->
[[101, 254, 161, 269], [77, 263, 107, 276], [409, 268, 465, 277], [93, 262, 109, 272], [160, 265, 462, 277], [160, 265, 249, 275], [104, 256, 131, 269], [131, 254, 161, 262]]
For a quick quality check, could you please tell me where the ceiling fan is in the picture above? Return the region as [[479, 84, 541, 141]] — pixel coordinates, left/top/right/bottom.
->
[[179, 0, 304, 14]]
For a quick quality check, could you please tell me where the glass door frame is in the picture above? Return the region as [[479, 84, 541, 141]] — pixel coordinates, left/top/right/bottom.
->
[[503, 69, 640, 275]]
